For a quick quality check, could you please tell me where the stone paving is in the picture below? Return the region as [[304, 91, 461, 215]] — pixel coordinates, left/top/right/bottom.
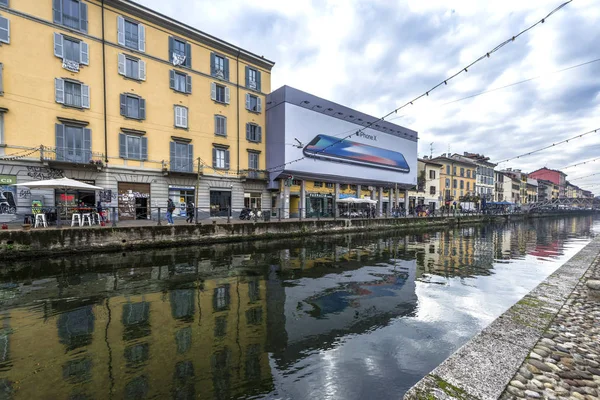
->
[[501, 257, 600, 400]]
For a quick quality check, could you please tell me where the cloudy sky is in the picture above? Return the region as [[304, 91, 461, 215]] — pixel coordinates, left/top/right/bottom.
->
[[137, 0, 600, 193]]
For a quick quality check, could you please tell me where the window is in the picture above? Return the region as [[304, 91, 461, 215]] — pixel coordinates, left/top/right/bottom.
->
[[210, 53, 229, 80], [117, 54, 146, 81], [453, 179, 457, 188], [214, 115, 226, 136], [119, 133, 147, 160], [467, 170, 471, 178], [248, 152, 259, 170], [445, 178, 450, 187], [117, 16, 145, 52], [169, 70, 191, 94], [120, 93, 145, 120], [446, 165, 450, 175], [246, 124, 262, 143], [213, 286, 230, 311], [245, 66, 261, 91], [326, 183, 334, 189], [350, 185, 357, 191], [460, 180, 464, 189], [0, 14, 9, 44], [313, 181, 323, 188], [430, 186, 436, 195], [53, 33, 88, 67], [55, 123, 91, 163], [170, 141, 193, 172], [174, 106, 188, 128], [453, 166, 456, 175], [169, 37, 191, 67], [429, 170, 436, 179], [211, 83, 229, 104], [212, 147, 229, 170], [55, 78, 90, 108], [293, 180, 302, 186], [53, 0, 88, 33], [460, 168, 464, 177], [245, 94, 262, 113], [467, 182, 470, 190]]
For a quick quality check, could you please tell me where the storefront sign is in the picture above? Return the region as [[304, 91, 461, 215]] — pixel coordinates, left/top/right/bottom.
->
[[307, 192, 333, 198], [168, 185, 195, 191], [339, 193, 357, 199], [0, 175, 16, 185]]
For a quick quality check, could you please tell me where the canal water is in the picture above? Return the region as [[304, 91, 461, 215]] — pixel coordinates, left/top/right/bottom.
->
[[0, 216, 596, 400]]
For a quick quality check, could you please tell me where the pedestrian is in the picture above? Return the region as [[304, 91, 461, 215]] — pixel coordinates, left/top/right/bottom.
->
[[96, 200, 104, 223], [186, 200, 195, 223], [166, 198, 175, 225]]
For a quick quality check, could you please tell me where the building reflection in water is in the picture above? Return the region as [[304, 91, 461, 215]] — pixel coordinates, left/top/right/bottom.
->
[[0, 216, 593, 399]]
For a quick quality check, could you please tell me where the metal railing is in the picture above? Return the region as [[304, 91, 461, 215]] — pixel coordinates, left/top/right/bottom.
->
[[41, 146, 105, 166]]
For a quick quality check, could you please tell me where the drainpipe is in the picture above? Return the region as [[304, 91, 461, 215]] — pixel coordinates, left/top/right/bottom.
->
[[101, 0, 108, 163], [236, 50, 241, 175]]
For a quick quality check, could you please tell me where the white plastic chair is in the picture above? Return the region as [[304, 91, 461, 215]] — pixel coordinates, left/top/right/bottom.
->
[[34, 214, 47, 228], [82, 213, 93, 226], [71, 213, 82, 227]]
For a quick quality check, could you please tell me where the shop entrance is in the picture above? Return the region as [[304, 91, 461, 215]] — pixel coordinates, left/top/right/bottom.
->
[[169, 186, 195, 217], [306, 193, 333, 217], [244, 193, 262, 210], [210, 190, 231, 217], [55, 179, 97, 218], [118, 183, 151, 220]]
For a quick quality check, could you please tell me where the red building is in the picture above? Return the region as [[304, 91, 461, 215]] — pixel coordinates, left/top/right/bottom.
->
[[528, 168, 567, 198]]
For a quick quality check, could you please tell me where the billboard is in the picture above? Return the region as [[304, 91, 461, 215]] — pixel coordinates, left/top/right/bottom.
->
[[282, 103, 417, 186]]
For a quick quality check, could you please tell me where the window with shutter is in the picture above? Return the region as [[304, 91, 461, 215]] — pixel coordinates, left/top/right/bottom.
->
[[56, 124, 90, 164], [174, 106, 188, 128], [213, 148, 226, 170], [214, 115, 226, 136], [0, 15, 9, 44], [171, 142, 193, 172], [121, 94, 145, 120], [172, 71, 187, 93], [246, 124, 261, 143], [246, 95, 260, 113], [213, 84, 228, 103], [55, 0, 86, 33], [170, 37, 189, 67]]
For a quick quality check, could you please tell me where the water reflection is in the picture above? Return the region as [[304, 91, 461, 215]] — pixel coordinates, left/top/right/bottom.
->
[[0, 216, 595, 400]]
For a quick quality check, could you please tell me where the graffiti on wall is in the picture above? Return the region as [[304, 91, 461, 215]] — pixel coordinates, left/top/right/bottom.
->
[[26, 167, 64, 181], [18, 189, 31, 199]]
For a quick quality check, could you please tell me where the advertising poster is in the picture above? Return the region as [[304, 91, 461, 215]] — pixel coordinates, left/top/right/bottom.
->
[[283, 103, 417, 186]]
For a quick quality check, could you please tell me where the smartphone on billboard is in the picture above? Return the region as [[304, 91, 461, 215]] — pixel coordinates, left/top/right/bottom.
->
[[303, 134, 410, 173]]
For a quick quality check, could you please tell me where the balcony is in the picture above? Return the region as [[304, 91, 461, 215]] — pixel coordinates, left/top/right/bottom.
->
[[240, 169, 269, 181], [41, 146, 105, 170], [167, 159, 198, 176]]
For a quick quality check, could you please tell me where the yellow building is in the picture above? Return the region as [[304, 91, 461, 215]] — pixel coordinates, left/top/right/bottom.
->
[[429, 154, 477, 206], [0, 0, 274, 220]]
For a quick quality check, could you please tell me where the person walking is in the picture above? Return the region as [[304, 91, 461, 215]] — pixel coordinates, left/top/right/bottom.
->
[[166, 198, 175, 225], [96, 200, 104, 224], [186, 200, 195, 223]]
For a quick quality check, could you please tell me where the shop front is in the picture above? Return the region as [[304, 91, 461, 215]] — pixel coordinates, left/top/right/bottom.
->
[[169, 185, 195, 217], [210, 189, 231, 217], [244, 192, 262, 210], [55, 179, 97, 218], [118, 183, 151, 220], [306, 192, 333, 218]]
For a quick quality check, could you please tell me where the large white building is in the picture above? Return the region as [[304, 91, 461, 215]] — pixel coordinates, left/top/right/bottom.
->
[[463, 153, 496, 201]]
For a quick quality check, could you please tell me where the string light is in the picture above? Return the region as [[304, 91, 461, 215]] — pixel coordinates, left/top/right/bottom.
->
[[266, 0, 573, 173], [496, 128, 599, 164]]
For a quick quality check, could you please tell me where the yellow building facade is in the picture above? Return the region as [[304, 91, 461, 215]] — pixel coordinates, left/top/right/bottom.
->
[[429, 154, 477, 206], [0, 0, 274, 220]]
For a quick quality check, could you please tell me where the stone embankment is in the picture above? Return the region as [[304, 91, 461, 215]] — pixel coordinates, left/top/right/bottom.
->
[[405, 237, 600, 400], [501, 267, 600, 399]]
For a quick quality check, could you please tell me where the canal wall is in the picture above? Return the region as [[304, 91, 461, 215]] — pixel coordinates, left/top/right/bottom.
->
[[0, 212, 591, 260], [404, 236, 600, 400]]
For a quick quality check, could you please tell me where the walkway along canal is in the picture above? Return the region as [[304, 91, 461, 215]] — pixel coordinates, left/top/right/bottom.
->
[[0, 215, 596, 399]]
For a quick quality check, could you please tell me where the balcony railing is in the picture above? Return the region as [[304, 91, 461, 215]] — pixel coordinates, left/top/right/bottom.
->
[[240, 169, 269, 181], [41, 146, 104, 167]]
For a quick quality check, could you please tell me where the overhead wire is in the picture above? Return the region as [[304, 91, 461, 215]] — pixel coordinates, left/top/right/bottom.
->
[[266, 0, 574, 173]]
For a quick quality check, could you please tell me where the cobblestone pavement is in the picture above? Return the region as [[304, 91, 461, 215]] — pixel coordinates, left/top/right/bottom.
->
[[501, 257, 600, 400]]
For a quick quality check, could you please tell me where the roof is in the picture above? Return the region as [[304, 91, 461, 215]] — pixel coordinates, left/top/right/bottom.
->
[[429, 154, 477, 166], [462, 152, 497, 167], [107, 0, 275, 70], [529, 167, 567, 177], [266, 86, 418, 141], [418, 158, 443, 167]]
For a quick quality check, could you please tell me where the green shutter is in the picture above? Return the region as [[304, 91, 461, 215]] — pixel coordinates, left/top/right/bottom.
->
[[83, 128, 91, 162], [185, 74, 192, 94], [139, 98, 146, 120], [141, 137, 148, 161], [170, 142, 176, 171], [187, 144, 193, 172], [119, 133, 126, 158], [212, 148, 217, 169], [185, 42, 192, 67], [168, 37, 174, 63], [79, 1, 88, 33], [246, 123, 251, 141], [224, 150, 230, 170], [55, 124, 65, 161], [210, 52, 215, 76], [256, 70, 261, 92], [120, 94, 127, 116], [169, 70, 175, 90], [53, 0, 62, 24], [257, 126, 262, 143], [245, 66, 249, 87], [223, 58, 229, 81]]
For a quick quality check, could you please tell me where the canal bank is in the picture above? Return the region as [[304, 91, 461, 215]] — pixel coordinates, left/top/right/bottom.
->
[[404, 236, 600, 400], [0, 212, 592, 260]]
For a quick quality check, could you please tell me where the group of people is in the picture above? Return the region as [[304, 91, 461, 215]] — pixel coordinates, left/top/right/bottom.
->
[[165, 199, 195, 225]]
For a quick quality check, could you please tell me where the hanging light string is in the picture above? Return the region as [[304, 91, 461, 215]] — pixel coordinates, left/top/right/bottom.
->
[[560, 156, 600, 170], [0, 146, 41, 161], [496, 128, 599, 164], [266, 0, 573, 173]]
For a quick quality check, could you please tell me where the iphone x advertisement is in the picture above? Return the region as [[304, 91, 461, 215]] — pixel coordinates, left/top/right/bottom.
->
[[283, 103, 417, 185]]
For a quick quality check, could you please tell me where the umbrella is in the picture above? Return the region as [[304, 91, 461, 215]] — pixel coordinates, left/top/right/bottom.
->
[[13, 178, 104, 224], [13, 177, 103, 190]]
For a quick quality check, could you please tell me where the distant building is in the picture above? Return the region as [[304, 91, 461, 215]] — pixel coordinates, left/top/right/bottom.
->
[[500, 168, 528, 205], [462, 152, 496, 202], [494, 171, 507, 202], [537, 179, 554, 202], [407, 158, 443, 212], [429, 153, 477, 205], [526, 178, 538, 203], [528, 168, 567, 198]]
